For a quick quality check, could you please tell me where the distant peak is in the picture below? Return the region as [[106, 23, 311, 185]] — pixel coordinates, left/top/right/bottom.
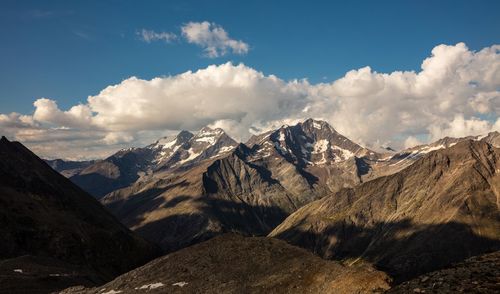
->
[[304, 118, 325, 124], [302, 118, 336, 132], [177, 130, 194, 140], [178, 130, 194, 135], [197, 126, 225, 136]]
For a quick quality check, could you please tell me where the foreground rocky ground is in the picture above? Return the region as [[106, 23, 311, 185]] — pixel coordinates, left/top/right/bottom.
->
[[388, 251, 500, 293], [61, 234, 391, 294]]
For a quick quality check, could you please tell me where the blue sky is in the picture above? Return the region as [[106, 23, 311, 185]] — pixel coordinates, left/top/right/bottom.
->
[[0, 0, 499, 159], [1, 0, 499, 114]]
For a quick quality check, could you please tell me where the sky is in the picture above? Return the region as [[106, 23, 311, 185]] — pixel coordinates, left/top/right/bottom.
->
[[0, 0, 499, 159]]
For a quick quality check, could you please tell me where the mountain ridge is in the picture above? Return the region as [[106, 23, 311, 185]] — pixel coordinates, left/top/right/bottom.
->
[[270, 139, 500, 281]]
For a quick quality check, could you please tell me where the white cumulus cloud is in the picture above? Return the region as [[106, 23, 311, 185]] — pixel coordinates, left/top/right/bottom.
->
[[1, 42, 499, 159], [181, 21, 249, 58]]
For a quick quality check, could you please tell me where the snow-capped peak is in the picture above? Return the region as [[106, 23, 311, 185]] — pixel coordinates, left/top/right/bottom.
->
[[302, 118, 335, 132], [245, 119, 375, 166], [151, 130, 194, 150], [193, 127, 226, 145]]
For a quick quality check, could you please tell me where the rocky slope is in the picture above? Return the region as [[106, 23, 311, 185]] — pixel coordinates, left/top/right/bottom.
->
[[387, 250, 500, 293], [270, 140, 500, 282], [0, 136, 159, 293], [60, 234, 391, 294], [70, 128, 237, 198]]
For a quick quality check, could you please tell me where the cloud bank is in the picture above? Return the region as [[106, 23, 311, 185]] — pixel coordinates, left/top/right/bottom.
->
[[1, 43, 499, 159]]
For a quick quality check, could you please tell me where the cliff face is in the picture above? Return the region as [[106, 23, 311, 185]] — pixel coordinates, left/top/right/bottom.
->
[[270, 140, 500, 281]]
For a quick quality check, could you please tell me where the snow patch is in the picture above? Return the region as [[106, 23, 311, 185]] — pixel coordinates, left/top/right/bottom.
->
[[154, 144, 182, 164], [195, 135, 216, 145], [172, 281, 189, 287], [218, 145, 235, 153], [194, 128, 224, 145], [155, 136, 177, 149], [312, 139, 329, 154], [102, 290, 122, 294], [313, 121, 322, 129], [177, 148, 201, 165], [332, 145, 354, 161], [278, 131, 285, 141], [419, 144, 445, 154], [135, 282, 165, 290], [13, 269, 22, 273]]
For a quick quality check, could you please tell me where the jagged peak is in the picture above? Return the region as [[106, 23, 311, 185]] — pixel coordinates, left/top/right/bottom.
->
[[0, 136, 9, 144], [150, 130, 194, 150], [177, 130, 195, 138], [301, 118, 337, 132], [197, 126, 225, 136], [158, 130, 193, 142]]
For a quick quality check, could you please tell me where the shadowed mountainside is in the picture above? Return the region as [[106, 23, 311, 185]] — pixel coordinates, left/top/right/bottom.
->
[[102, 150, 292, 252], [70, 147, 157, 199], [0, 136, 159, 293]]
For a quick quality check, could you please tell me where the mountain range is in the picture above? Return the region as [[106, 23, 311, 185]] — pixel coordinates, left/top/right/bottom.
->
[[2, 118, 499, 293], [92, 119, 392, 252]]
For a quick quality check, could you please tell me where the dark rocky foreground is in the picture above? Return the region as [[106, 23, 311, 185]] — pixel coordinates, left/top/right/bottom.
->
[[388, 250, 500, 293], [61, 234, 392, 294]]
